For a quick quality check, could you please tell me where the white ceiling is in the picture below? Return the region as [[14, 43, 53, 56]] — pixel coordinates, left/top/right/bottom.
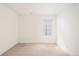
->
[[3, 3, 73, 15]]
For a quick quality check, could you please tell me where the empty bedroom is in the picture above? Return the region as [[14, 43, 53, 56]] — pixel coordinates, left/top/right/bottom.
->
[[0, 3, 79, 56]]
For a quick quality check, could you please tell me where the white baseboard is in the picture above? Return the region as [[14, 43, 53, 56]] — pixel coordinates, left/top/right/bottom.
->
[[57, 43, 73, 56], [0, 41, 17, 55]]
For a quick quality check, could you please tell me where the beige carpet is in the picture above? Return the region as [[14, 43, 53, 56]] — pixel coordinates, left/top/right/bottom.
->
[[2, 43, 68, 56]]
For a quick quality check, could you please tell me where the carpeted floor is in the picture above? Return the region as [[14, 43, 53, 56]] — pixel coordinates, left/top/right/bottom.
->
[[2, 43, 68, 56]]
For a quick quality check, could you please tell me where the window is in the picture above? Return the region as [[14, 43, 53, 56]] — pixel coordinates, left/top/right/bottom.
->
[[44, 18, 52, 36]]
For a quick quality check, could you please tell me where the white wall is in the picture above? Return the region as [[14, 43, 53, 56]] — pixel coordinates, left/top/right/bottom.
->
[[19, 14, 40, 43], [57, 5, 79, 55], [19, 14, 56, 43], [0, 4, 18, 55]]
